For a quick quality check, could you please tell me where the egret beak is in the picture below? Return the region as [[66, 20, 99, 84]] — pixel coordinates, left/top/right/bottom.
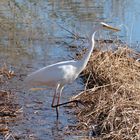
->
[[101, 22, 120, 32]]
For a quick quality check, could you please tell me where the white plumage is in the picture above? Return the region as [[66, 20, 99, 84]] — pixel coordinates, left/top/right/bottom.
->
[[26, 60, 79, 87]]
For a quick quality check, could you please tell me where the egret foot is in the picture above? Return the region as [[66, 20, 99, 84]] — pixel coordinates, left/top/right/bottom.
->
[[51, 100, 83, 119], [52, 100, 83, 108]]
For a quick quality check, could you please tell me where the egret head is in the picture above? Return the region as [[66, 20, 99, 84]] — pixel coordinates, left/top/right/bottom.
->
[[91, 22, 120, 43], [100, 22, 120, 32], [93, 22, 120, 33]]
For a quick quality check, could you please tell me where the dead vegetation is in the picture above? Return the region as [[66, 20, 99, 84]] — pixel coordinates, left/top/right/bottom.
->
[[0, 64, 21, 139], [72, 42, 140, 140]]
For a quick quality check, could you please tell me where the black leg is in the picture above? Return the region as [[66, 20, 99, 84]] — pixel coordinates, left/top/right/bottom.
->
[[51, 84, 61, 119], [56, 107, 59, 119], [52, 99, 83, 108]]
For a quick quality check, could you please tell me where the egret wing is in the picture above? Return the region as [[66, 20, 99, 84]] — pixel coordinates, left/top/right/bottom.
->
[[25, 60, 77, 87]]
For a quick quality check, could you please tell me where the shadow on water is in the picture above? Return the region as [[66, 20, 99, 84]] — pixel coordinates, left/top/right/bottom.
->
[[0, 0, 140, 139]]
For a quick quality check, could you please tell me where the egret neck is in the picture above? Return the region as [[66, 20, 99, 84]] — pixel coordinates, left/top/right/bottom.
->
[[77, 31, 96, 73]]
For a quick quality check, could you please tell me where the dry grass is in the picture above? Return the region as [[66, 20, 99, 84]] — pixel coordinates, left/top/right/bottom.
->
[[0, 64, 21, 139], [72, 42, 140, 140]]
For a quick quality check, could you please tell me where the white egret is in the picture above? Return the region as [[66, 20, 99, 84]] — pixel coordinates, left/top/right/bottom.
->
[[25, 22, 120, 118]]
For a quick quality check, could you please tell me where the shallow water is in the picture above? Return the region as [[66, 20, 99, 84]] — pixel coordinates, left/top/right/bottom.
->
[[0, 0, 140, 139]]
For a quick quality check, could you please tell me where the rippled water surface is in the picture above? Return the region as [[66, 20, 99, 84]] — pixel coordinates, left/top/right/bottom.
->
[[0, 0, 140, 139]]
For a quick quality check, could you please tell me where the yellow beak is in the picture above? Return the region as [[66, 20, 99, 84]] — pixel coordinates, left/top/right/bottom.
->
[[101, 22, 120, 32]]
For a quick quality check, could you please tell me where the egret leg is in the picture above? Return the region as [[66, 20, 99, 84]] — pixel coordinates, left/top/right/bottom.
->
[[54, 88, 83, 108], [57, 86, 82, 107], [57, 86, 64, 107], [51, 84, 60, 107], [51, 84, 61, 119], [51, 85, 83, 119], [55, 86, 64, 118]]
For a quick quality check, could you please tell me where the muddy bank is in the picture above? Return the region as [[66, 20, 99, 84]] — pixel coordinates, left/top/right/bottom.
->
[[0, 65, 22, 139]]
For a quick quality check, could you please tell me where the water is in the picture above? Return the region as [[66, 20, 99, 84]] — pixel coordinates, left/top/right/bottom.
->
[[0, 0, 140, 139]]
